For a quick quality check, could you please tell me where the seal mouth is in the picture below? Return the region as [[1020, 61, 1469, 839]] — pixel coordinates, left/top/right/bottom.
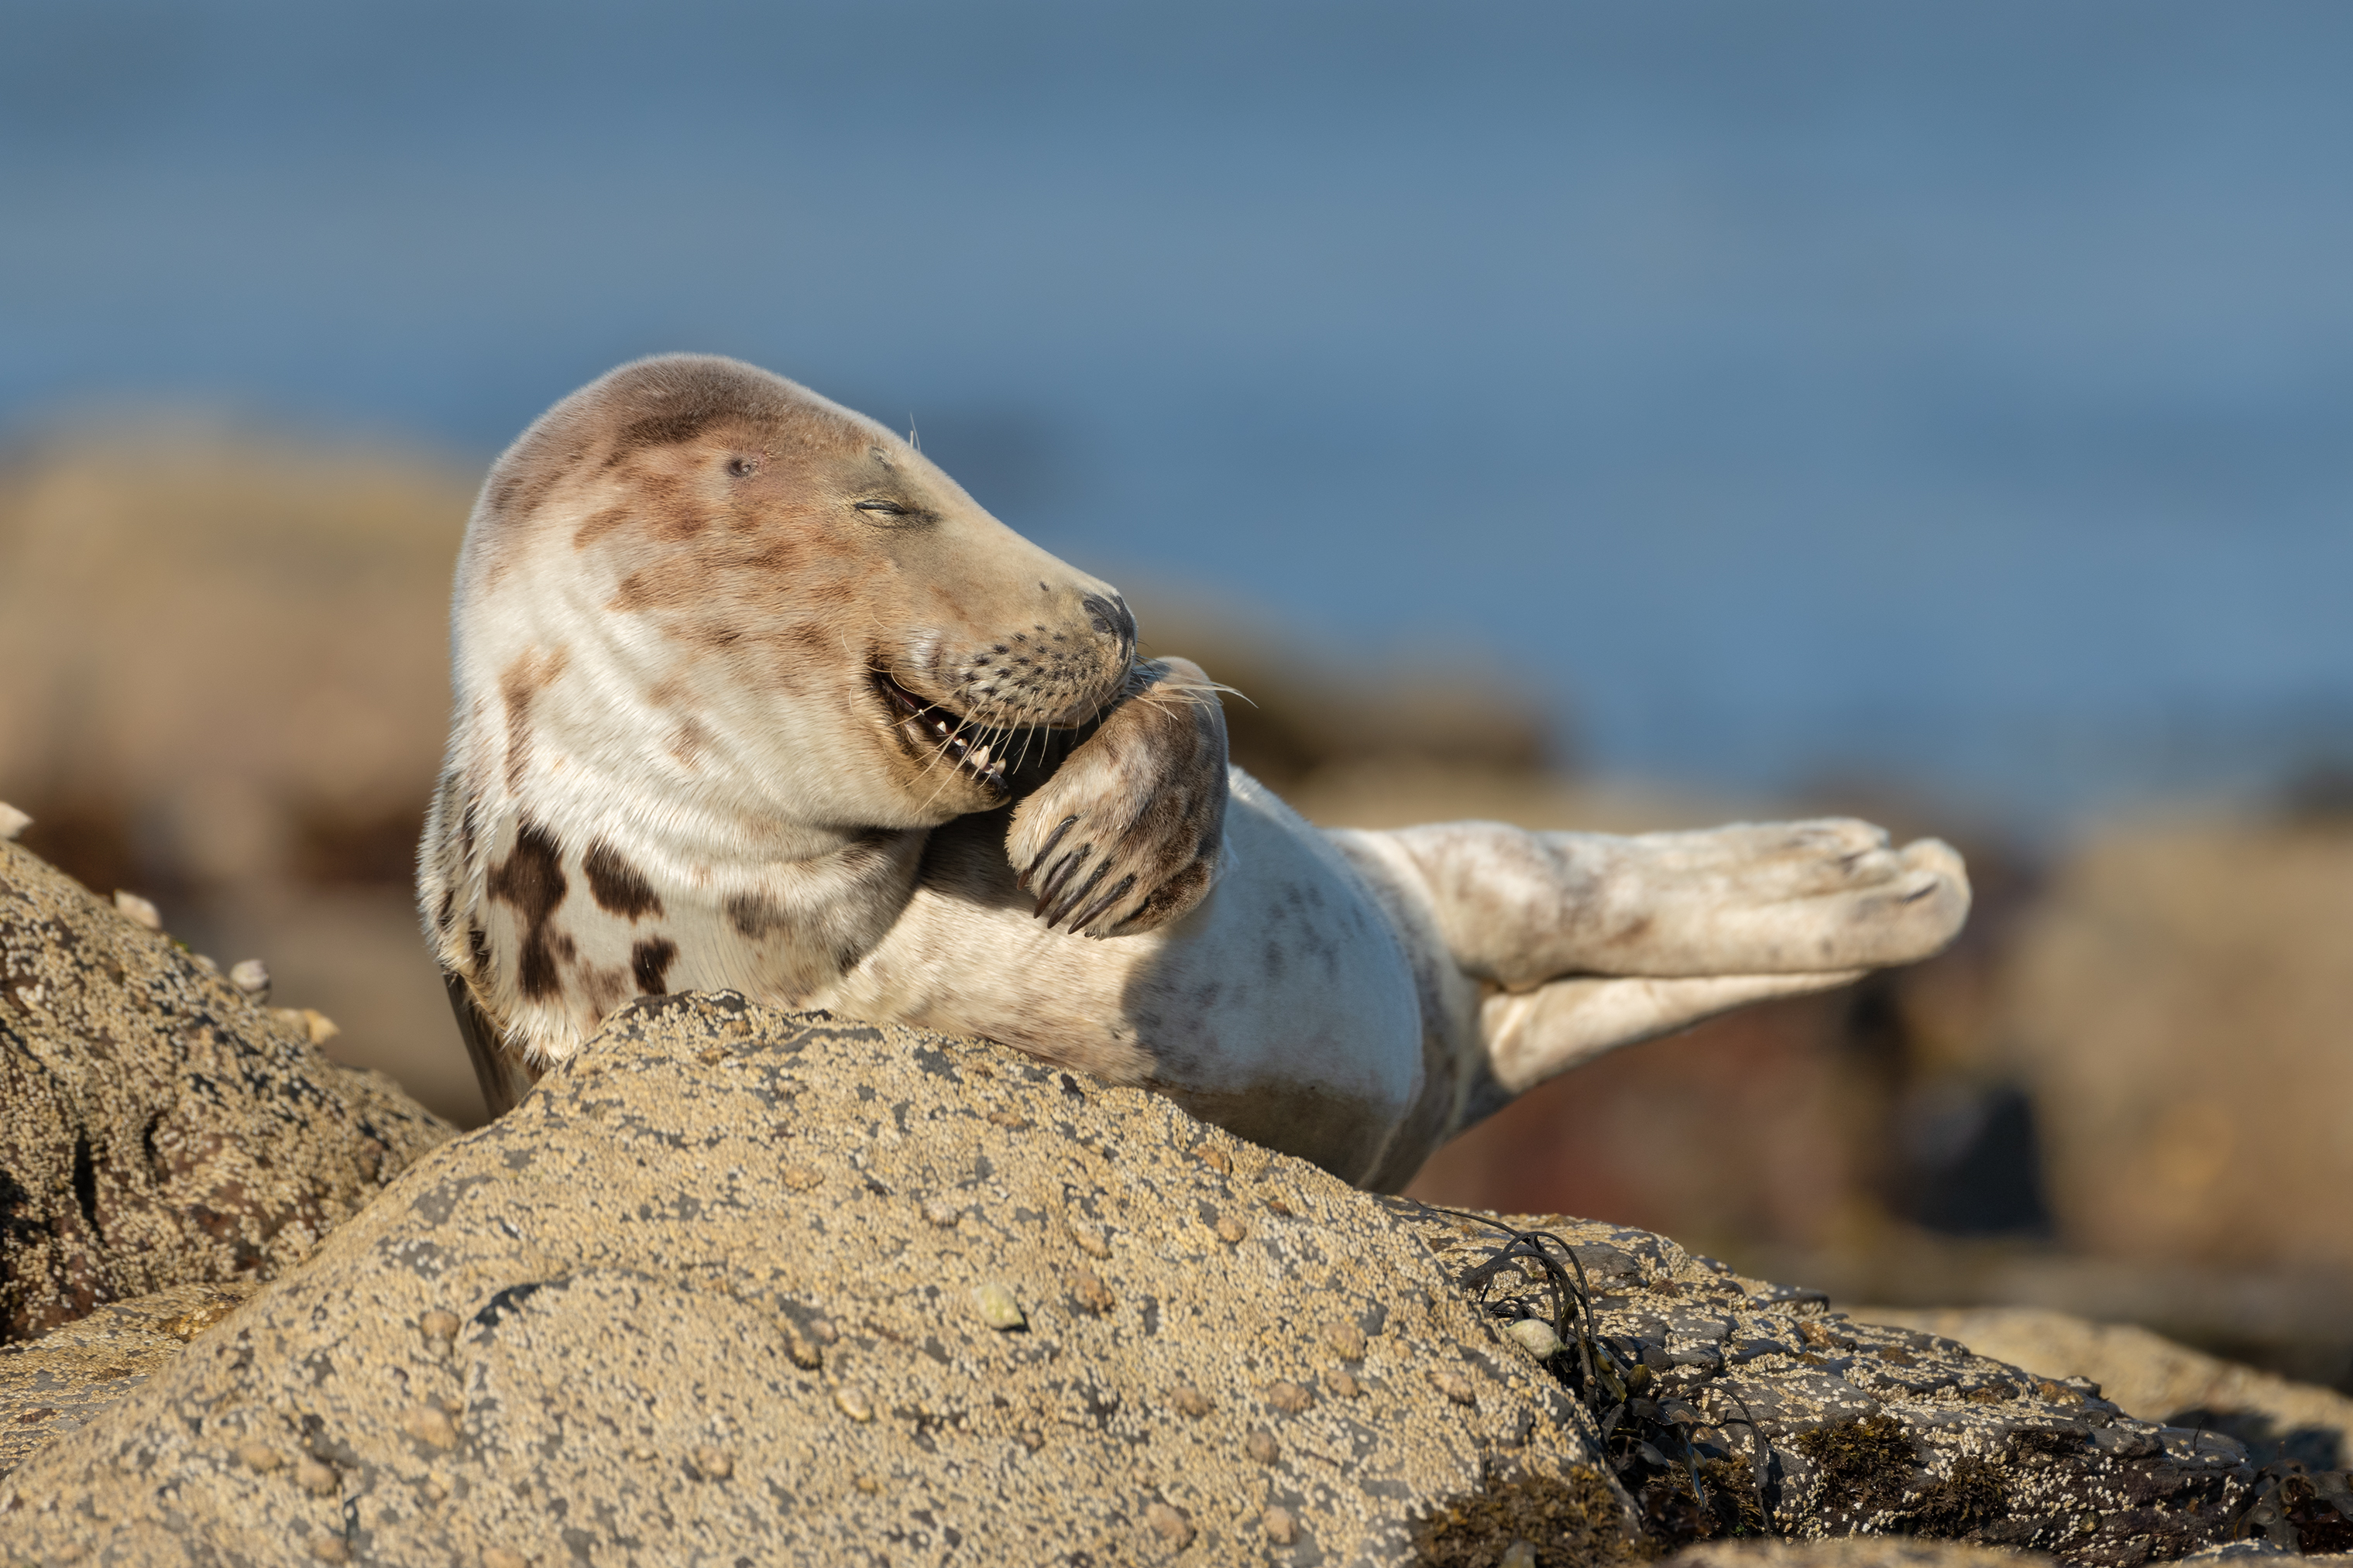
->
[[872, 670, 1016, 794]]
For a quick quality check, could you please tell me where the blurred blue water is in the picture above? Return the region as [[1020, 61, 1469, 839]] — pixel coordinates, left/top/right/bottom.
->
[[5, 0, 2349, 827]]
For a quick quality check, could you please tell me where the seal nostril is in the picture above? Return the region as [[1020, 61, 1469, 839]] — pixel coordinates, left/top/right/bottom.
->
[[1081, 592, 1136, 647]]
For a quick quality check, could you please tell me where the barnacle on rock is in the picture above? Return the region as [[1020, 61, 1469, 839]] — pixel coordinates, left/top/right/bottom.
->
[[1412, 1466, 1651, 1568]]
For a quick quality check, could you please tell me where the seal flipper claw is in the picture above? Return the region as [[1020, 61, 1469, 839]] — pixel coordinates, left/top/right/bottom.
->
[[1018, 815, 1080, 889], [1005, 656, 1228, 938], [1068, 874, 1138, 935], [1046, 859, 1115, 929], [1034, 846, 1091, 911]]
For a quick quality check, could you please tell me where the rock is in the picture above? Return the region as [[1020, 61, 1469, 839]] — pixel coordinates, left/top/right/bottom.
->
[[1998, 820, 2353, 1272], [1855, 1307, 2353, 1472], [1415, 1211, 2266, 1565], [2, 993, 2320, 1563], [1669, 1542, 2056, 1568], [0, 838, 455, 1342], [0, 996, 1608, 1565], [0, 1279, 260, 1478]]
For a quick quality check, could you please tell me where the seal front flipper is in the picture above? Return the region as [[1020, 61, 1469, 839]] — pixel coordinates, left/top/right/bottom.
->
[[1007, 656, 1228, 937], [443, 969, 542, 1120]]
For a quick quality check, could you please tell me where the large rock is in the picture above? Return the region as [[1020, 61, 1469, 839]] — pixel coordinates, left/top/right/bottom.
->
[[0, 997, 1605, 1566], [0, 836, 454, 1340], [3, 993, 2325, 1566], [1999, 820, 2353, 1272]]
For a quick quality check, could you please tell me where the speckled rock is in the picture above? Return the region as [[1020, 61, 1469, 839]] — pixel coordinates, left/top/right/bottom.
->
[[1668, 1539, 2056, 1568], [1417, 1213, 2262, 1565], [0, 838, 455, 1341], [1852, 1308, 2353, 1473], [0, 1279, 260, 1477], [0, 995, 1608, 1566]]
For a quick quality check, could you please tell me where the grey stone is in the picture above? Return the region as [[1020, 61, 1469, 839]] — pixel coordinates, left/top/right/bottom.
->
[[0, 996, 1604, 1566], [1669, 1542, 2056, 1568], [0, 1278, 260, 1477], [3, 983, 2342, 1563], [1857, 1307, 2353, 1474], [1419, 1211, 2264, 1566], [0, 839, 455, 1342]]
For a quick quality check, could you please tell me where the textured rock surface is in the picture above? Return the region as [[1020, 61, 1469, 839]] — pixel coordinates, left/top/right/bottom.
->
[[0, 1278, 259, 1477], [1999, 822, 2353, 1271], [1417, 1213, 2262, 1565], [0, 996, 1606, 1566], [1668, 1540, 2056, 1568], [6, 990, 2334, 1564], [1858, 1308, 2353, 1473], [0, 839, 455, 1340]]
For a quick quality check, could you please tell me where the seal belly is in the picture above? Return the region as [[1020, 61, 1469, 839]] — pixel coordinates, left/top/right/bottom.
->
[[822, 770, 1427, 1184], [1122, 774, 1427, 1182]]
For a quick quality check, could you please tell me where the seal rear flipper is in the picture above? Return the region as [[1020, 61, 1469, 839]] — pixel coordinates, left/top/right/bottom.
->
[[443, 969, 541, 1120]]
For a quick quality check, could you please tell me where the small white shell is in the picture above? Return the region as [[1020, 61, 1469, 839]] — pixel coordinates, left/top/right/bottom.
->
[[1506, 1317, 1562, 1360], [973, 1282, 1027, 1331], [114, 890, 163, 931], [0, 802, 30, 841]]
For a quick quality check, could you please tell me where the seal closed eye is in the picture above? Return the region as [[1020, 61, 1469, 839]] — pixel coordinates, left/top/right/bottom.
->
[[421, 352, 1970, 1190]]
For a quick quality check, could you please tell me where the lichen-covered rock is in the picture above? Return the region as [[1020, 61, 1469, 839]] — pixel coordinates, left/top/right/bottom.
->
[[1416, 1213, 2263, 1565], [0, 995, 1606, 1566], [0, 838, 454, 1340], [0, 1278, 260, 1477]]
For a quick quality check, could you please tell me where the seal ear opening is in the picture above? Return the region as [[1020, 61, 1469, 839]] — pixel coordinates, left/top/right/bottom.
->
[[444, 969, 541, 1120]]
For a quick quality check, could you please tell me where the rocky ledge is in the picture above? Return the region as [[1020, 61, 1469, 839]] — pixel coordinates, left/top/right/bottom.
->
[[1, 828, 2347, 1566]]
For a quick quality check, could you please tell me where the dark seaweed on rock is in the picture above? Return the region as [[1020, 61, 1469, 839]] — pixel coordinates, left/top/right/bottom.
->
[[2234, 1463, 2353, 1555], [1403, 1206, 2272, 1566], [1410, 1466, 1654, 1568], [1414, 1203, 1777, 1553]]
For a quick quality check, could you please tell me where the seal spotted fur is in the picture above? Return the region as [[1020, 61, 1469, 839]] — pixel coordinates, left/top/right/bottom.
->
[[420, 354, 1969, 1187]]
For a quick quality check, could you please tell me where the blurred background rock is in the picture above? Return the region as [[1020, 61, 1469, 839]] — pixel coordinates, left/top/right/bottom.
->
[[3, 0, 2347, 1404]]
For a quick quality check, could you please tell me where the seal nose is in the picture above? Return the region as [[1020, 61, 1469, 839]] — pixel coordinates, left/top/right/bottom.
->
[[1082, 592, 1136, 654]]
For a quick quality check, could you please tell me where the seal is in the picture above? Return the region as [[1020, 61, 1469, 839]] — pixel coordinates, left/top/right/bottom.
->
[[419, 354, 1970, 1189]]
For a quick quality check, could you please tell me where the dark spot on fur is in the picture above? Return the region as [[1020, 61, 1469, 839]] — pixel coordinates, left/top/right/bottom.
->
[[486, 433, 594, 527], [465, 924, 490, 973], [668, 719, 712, 770], [615, 407, 726, 452], [724, 892, 790, 939], [579, 961, 630, 1015], [435, 889, 455, 933], [572, 503, 632, 549], [631, 937, 678, 995], [583, 841, 663, 921], [500, 647, 568, 794], [488, 822, 569, 1001]]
